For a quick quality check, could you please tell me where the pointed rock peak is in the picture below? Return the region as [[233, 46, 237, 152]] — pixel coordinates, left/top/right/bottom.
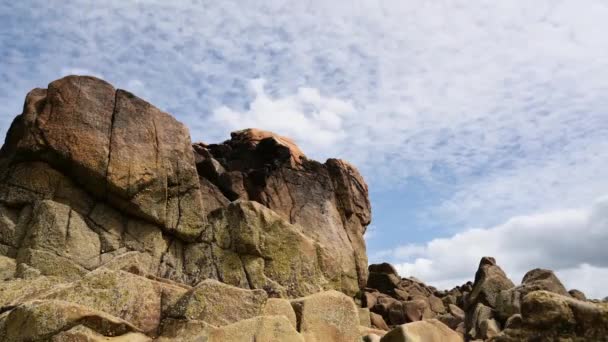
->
[[479, 256, 497, 267]]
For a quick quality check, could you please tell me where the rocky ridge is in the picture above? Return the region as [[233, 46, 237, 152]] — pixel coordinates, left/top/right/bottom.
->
[[0, 76, 606, 342]]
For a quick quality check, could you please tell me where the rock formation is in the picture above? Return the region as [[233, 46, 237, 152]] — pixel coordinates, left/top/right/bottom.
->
[[0, 75, 605, 341]]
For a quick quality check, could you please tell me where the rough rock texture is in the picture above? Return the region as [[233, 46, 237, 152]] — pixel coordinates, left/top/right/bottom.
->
[[0, 75, 374, 341], [193, 129, 372, 294], [290, 290, 360, 342], [380, 319, 463, 342], [0, 75, 370, 298], [493, 291, 608, 341]]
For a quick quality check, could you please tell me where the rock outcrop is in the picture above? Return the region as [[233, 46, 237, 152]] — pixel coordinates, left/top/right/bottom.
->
[[0, 75, 370, 297]]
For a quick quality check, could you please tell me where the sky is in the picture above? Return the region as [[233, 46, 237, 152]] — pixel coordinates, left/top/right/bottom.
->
[[1, 0, 607, 298]]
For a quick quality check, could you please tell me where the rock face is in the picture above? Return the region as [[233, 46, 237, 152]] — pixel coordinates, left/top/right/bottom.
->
[[193, 128, 371, 293], [0, 75, 372, 341], [0, 75, 370, 296]]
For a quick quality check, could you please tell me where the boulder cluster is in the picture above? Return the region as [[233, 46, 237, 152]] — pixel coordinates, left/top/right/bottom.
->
[[361, 257, 608, 341], [0, 76, 606, 341]]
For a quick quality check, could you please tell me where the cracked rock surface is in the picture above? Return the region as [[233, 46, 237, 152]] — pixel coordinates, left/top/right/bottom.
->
[[0, 76, 374, 341]]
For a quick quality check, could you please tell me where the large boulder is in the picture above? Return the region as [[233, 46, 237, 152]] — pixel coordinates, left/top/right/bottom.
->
[[1, 76, 205, 240], [41, 267, 185, 334], [468, 257, 514, 309], [290, 290, 360, 342], [195, 200, 330, 297], [168, 279, 268, 326], [495, 268, 569, 320], [495, 290, 608, 341], [380, 319, 463, 342], [209, 315, 305, 342], [0, 300, 141, 342]]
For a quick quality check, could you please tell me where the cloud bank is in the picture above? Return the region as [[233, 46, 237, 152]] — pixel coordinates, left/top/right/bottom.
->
[[382, 196, 608, 299]]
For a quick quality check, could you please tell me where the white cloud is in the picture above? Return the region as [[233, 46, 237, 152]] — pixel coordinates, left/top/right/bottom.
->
[[388, 195, 608, 299], [203, 78, 355, 157]]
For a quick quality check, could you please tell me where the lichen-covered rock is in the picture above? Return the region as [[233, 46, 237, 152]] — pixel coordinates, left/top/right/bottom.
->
[[209, 315, 305, 342], [0, 255, 16, 280], [0, 300, 140, 342], [0, 275, 64, 307], [18, 200, 101, 271], [42, 268, 176, 334], [168, 279, 268, 326], [194, 130, 371, 295], [200, 200, 329, 297], [493, 290, 608, 341], [156, 319, 217, 342], [263, 298, 298, 329], [50, 325, 152, 342], [290, 290, 359, 342]]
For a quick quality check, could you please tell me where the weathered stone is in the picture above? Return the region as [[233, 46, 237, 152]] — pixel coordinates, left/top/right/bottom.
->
[[368, 263, 399, 275], [380, 319, 463, 342], [156, 319, 216, 342], [19, 200, 101, 270], [43, 268, 166, 334], [521, 268, 569, 296], [359, 326, 387, 339], [468, 257, 514, 309], [209, 315, 304, 342], [428, 294, 446, 313], [263, 298, 298, 329], [363, 334, 383, 342], [0, 255, 16, 280], [496, 291, 608, 341], [291, 290, 359, 342], [0, 275, 64, 308], [1, 76, 205, 241], [568, 289, 586, 301], [466, 303, 494, 340], [359, 307, 372, 327], [448, 303, 465, 321], [437, 312, 462, 330], [402, 299, 428, 322], [504, 314, 523, 329], [169, 279, 268, 326], [206, 200, 328, 297], [16, 248, 87, 280], [195, 130, 371, 295], [370, 312, 390, 331], [496, 268, 569, 321], [479, 318, 501, 339], [0, 300, 140, 342], [51, 325, 152, 342]]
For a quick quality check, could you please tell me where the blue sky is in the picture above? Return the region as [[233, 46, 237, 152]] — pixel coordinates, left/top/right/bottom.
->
[[1, 0, 608, 298]]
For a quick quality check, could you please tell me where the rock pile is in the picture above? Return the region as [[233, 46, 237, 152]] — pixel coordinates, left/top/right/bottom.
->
[[360, 258, 608, 341], [0, 76, 605, 341]]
